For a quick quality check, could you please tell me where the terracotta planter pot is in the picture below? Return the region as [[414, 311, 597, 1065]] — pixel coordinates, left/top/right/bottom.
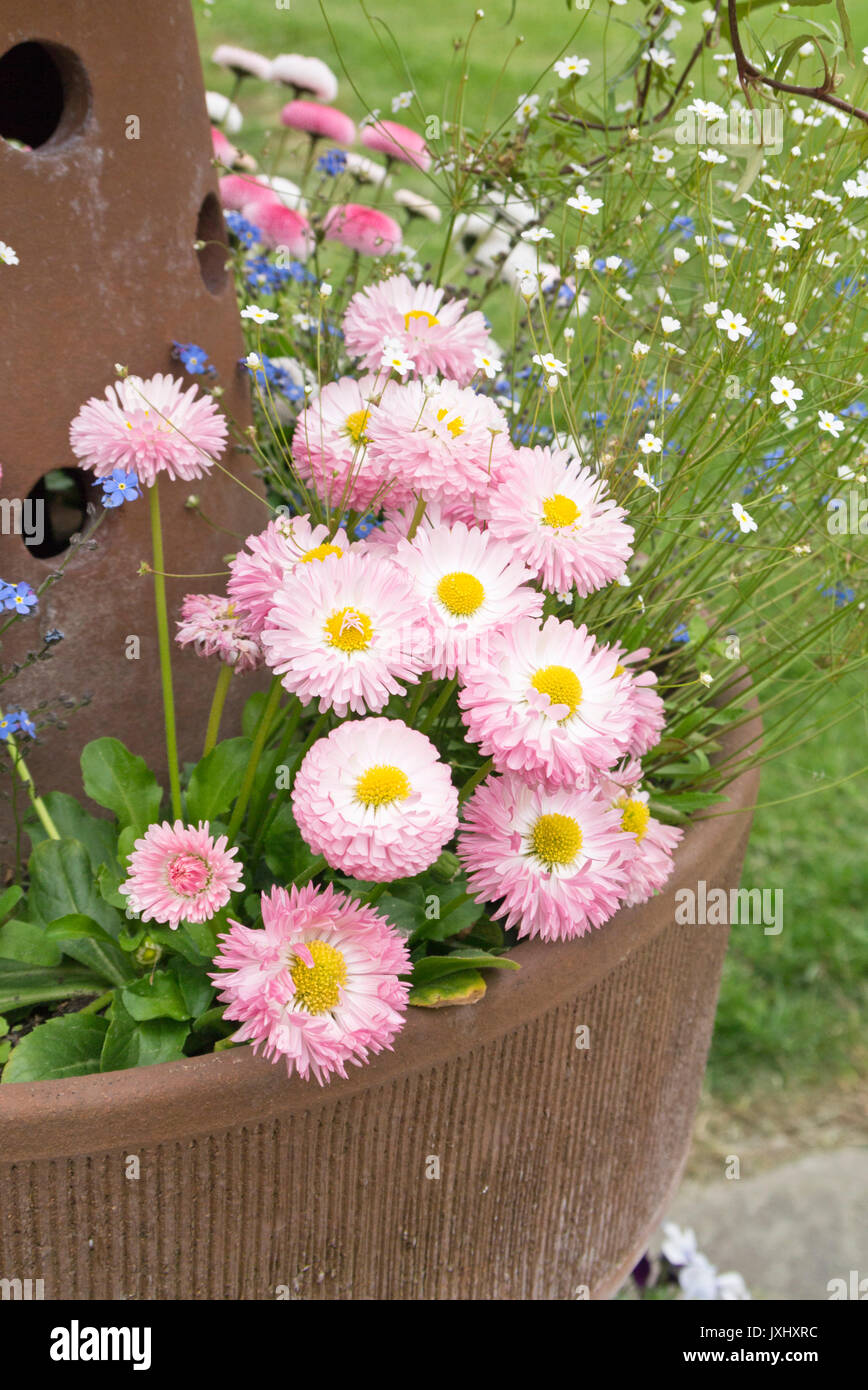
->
[[0, 711, 760, 1300]]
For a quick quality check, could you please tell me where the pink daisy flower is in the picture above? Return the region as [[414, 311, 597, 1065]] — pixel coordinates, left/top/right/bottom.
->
[[69, 374, 227, 485], [291, 375, 396, 514], [342, 274, 491, 386], [119, 821, 244, 930], [361, 118, 431, 171], [457, 773, 632, 941], [596, 766, 683, 907], [260, 550, 429, 716], [213, 45, 273, 82], [365, 378, 515, 513], [487, 445, 634, 597], [244, 196, 314, 258], [459, 615, 636, 789], [610, 644, 667, 757], [322, 204, 402, 257], [228, 514, 352, 637], [292, 718, 459, 882], [393, 521, 543, 679], [211, 883, 409, 1084], [175, 593, 263, 673], [211, 126, 239, 166], [269, 53, 339, 103], [280, 99, 355, 145], [219, 171, 266, 211]]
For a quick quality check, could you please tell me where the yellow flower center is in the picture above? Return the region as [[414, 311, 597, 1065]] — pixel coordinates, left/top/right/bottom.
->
[[530, 665, 582, 718], [344, 409, 370, 444], [435, 407, 464, 438], [436, 571, 485, 616], [324, 607, 373, 652], [613, 663, 625, 677], [531, 813, 582, 868], [301, 543, 343, 564], [355, 763, 412, 807], [290, 940, 347, 1015], [617, 797, 650, 842], [404, 309, 440, 330], [541, 493, 581, 528]]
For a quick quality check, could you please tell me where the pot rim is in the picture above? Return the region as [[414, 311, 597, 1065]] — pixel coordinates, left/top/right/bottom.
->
[[0, 707, 761, 1159]]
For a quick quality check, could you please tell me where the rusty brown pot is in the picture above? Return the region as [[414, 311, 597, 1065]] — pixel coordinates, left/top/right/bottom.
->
[[0, 709, 760, 1301]]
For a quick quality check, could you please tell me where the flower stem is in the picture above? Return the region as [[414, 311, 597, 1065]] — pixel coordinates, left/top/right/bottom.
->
[[80, 989, 115, 1015], [148, 479, 183, 820], [203, 663, 234, 757], [294, 854, 326, 887], [226, 677, 284, 842], [1, 722, 60, 839], [458, 757, 493, 805]]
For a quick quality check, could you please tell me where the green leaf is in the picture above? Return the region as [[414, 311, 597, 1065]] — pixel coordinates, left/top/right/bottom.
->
[[191, 1005, 234, 1038], [28, 838, 122, 936], [185, 737, 253, 823], [836, 0, 854, 64], [100, 996, 189, 1072], [376, 885, 427, 936], [0, 961, 105, 1012], [409, 949, 520, 987], [409, 969, 487, 1008], [1, 1014, 109, 1083], [0, 919, 62, 967], [43, 914, 135, 986], [409, 887, 482, 945], [263, 801, 316, 881], [80, 737, 163, 835], [0, 884, 24, 922], [27, 791, 118, 872], [121, 972, 191, 1022], [242, 690, 269, 739], [171, 960, 215, 1019]]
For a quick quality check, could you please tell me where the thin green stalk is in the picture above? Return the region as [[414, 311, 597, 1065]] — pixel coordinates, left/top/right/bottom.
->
[[226, 677, 284, 843], [148, 479, 183, 820], [202, 663, 234, 758], [2, 721, 60, 840], [458, 757, 494, 805], [80, 990, 115, 1015]]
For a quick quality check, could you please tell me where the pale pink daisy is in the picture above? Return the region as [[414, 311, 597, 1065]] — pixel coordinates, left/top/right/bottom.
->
[[610, 644, 666, 757], [392, 521, 543, 679], [211, 883, 409, 1084], [291, 375, 395, 514], [175, 593, 263, 673], [228, 514, 352, 637], [365, 378, 515, 513], [269, 54, 339, 103], [119, 821, 244, 930], [361, 118, 431, 171], [213, 45, 272, 82], [342, 275, 491, 386], [322, 204, 402, 257], [487, 445, 633, 597], [244, 196, 314, 258], [597, 766, 683, 907], [459, 616, 636, 789], [219, 171, 266, 211], [260, 550, 429, 716], [292, 718, 459, 881], [69, 374, 227, 484], [280, 99, 356, 145], [457, 773, 632, 941]]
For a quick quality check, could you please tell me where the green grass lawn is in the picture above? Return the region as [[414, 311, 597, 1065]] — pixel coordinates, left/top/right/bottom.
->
[[195, 0, 868, 1102]]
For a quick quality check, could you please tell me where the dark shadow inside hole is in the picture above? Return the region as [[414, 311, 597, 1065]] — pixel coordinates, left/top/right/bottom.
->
[[0, 41, 89, 150], [196, 191, 230, 294], [24, 469, 93, 559]]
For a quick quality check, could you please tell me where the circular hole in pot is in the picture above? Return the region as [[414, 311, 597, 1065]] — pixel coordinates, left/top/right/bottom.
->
[[23, 468, 94, 559], [196, 191, 229, 294], [0, 41, 90, 150]]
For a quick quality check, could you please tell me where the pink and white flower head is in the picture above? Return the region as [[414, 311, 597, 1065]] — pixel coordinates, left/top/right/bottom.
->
[[361, 118, 431, 172], [487, 444, 634, 597], [244, 196, 314, 258], [228, 513, 352, 637], [261, 550, 429, 716], [280, 100, 355, 145], [342, 274, 491, 386], [366, 378, 515, 514], [323, 204, 402, 257], [459, 616, 635, 790], [219, 171, 266, 212], [175, 593, 263, 673], [292, 374, 395, 514], [458, 773, 632, 941], [393, 521, 543, 679], [292, 718, 459, 881], [69, 374, 227, 485], [212, 45, 272, 82], [610, 644, 666, 757], [269, 53, 339, 103], [119, 821, 244, 930], [211, 883, 409, 1084], [596, 766, 683, 908], [211, 126, 240, 166]]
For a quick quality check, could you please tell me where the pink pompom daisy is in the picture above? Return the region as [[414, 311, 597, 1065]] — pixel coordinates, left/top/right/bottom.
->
[[244, 196, 314, 258], [213, 45, 272, 82], [361, 118, 431, 171], [596, 765, 683, 907], [322, 204, 402, 257], [211, 883, 409, 1084], [175, 593, 263, 673], [291, 375, 396, 514], [228, 514, 352, 637], [280, 99, 355, 145], [119, 821, 244, 930], [219, 171, 265, 211], [211, 126, 240, 166], [459, 615, 636, 789], [366, 378, 515, 514], [269, 53, 338, 103], [69, 374, 227, 485], [261, 550, 429, 716], [487, 444, 634, 597], [292, 718, 459, 882], [342, 274, 491, 386], [457, 773, 632, 941], [393, 521, 543, 679], [610, 645, 667, 758]]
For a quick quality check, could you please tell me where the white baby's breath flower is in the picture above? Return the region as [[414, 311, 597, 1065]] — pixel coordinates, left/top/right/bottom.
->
[[633, 462, 660, 492], [0, 240, 19, 266], [632, 339, 650, 358], [770, 374, 803, 412], [554, 55, 591, 80], [532, 352, 568, 378], [241, 305, 279, 324], [660, 315, 681, 335], [731, 501, 758, 533], [473, 350, 502, 380], [818, 409, 844, 438], [638, 432, 663, 455], [782, 321, 798, 336], [716, 308, 751, 342]]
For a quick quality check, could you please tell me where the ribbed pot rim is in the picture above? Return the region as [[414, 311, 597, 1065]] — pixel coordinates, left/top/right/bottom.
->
[[0, 706, 762, 1160]]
